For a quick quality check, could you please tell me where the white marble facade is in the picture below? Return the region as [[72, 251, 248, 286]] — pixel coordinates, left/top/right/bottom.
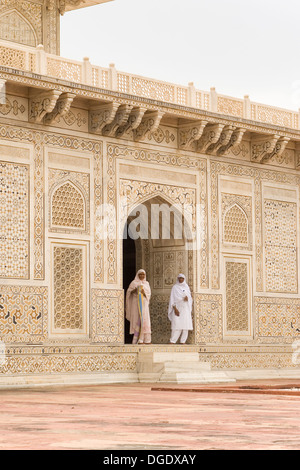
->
[[0, 0, 300, 385]]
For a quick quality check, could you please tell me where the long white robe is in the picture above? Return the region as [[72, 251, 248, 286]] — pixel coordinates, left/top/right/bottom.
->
[[168, 276, 193, 331]]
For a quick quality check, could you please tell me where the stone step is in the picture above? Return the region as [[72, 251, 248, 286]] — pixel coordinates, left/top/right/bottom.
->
[[138, 352, 201, 364], [163, 361, 211, 372], [159, 371, 236, 384], [137, 351, 236, 384]]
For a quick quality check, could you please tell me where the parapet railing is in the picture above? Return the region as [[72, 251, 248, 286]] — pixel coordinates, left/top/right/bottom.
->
[[0, 39, 299, 130]]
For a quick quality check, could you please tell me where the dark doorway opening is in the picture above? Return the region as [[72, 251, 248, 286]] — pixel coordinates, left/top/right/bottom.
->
[[123, 226, 136, 344]]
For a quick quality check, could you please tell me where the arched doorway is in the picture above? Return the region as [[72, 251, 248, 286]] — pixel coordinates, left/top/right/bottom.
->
[[123, 196, 194, 344]]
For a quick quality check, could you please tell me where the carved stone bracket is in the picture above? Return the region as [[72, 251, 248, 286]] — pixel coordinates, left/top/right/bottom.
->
[[134, 110, 165, 141], [29, 90, 62, 124], [251, 135, 290, 163], [89, 102, 121, 135], [197, 123, 225, 153], [206, 125, 236, 155], [58, 0, 84, 15], [102, 104, 134, 137], [116, 107, 148, 138], [217, 127, 246, 156], [44, 92, 76, 125], [178, 121, 208, 150]]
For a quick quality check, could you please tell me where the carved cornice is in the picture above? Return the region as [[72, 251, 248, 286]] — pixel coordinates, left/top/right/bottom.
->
[[2, 67, 300, 141], [251, 135, 290, 163]]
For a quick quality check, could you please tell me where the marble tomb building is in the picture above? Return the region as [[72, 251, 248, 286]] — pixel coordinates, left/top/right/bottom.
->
[[0, 0, 300, 386]]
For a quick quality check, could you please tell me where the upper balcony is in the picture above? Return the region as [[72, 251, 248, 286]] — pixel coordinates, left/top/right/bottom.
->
[[0, 38, 299, 132]]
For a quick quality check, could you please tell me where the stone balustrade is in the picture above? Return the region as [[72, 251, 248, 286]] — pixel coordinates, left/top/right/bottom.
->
[[0, 39, 299, 129]]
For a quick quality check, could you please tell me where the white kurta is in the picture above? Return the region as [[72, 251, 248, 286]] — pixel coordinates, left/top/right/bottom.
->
[[168, 278, 193, 331]]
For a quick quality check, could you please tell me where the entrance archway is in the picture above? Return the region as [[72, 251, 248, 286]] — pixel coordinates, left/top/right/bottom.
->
[[123, 195, 194, 344]]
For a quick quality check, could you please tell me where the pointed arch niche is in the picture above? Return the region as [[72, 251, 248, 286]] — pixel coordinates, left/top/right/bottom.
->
[[50, 180, 87, 232], [0, 9, 37, 47], [223, 202, 249, 246], [122, 191, 195, 345]]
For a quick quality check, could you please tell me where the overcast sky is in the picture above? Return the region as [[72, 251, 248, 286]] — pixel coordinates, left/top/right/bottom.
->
[[60, 0, 300, 111]]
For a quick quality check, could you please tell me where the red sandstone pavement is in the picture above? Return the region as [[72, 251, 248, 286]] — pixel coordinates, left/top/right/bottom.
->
[[0, 380, 300, 450]]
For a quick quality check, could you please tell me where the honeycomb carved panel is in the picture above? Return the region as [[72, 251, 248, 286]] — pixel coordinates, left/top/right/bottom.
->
[[53, 246, 84, 332], [225, 261, 249, 333], [224, 204, 248, 245], [222, 193, 252, 249], [51, 182, 85, 230], [0, 161, 29, 279], [49, 169, 90, 234]]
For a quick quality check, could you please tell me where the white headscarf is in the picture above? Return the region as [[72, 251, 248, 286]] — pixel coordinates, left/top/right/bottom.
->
[[133, 269, 147, 284], [168, 274, 193, 320]]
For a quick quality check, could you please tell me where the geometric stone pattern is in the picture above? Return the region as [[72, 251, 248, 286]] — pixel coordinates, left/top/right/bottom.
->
[[0, 351, 137, 376], [225, 261, 249, 332], [264, 199, 298, 293], [53, 246, 83, 331], [0, 161, 29, 279], [200, 351, 300, 370], [195, 294, 222, 344], [256, 297, 300, 339], [93, 147, 104, 283], [0, 285, 48, 343], [0, 42, 26, 70], [0, 123, 101, 285], [33, 139, 44, 280], [91, 289, 124, 343]]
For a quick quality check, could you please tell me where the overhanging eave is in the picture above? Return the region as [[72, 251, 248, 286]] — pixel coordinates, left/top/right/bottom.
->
[[61, 0, 114, 14]]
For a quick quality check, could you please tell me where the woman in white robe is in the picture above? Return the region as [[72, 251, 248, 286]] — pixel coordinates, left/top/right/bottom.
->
[[126, 269, 152, 344], [168, 274, 193, 344]]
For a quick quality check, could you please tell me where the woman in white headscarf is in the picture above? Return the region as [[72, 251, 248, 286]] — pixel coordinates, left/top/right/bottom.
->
[[168, 274, 193, 344], [126, 269, 152, 344]]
